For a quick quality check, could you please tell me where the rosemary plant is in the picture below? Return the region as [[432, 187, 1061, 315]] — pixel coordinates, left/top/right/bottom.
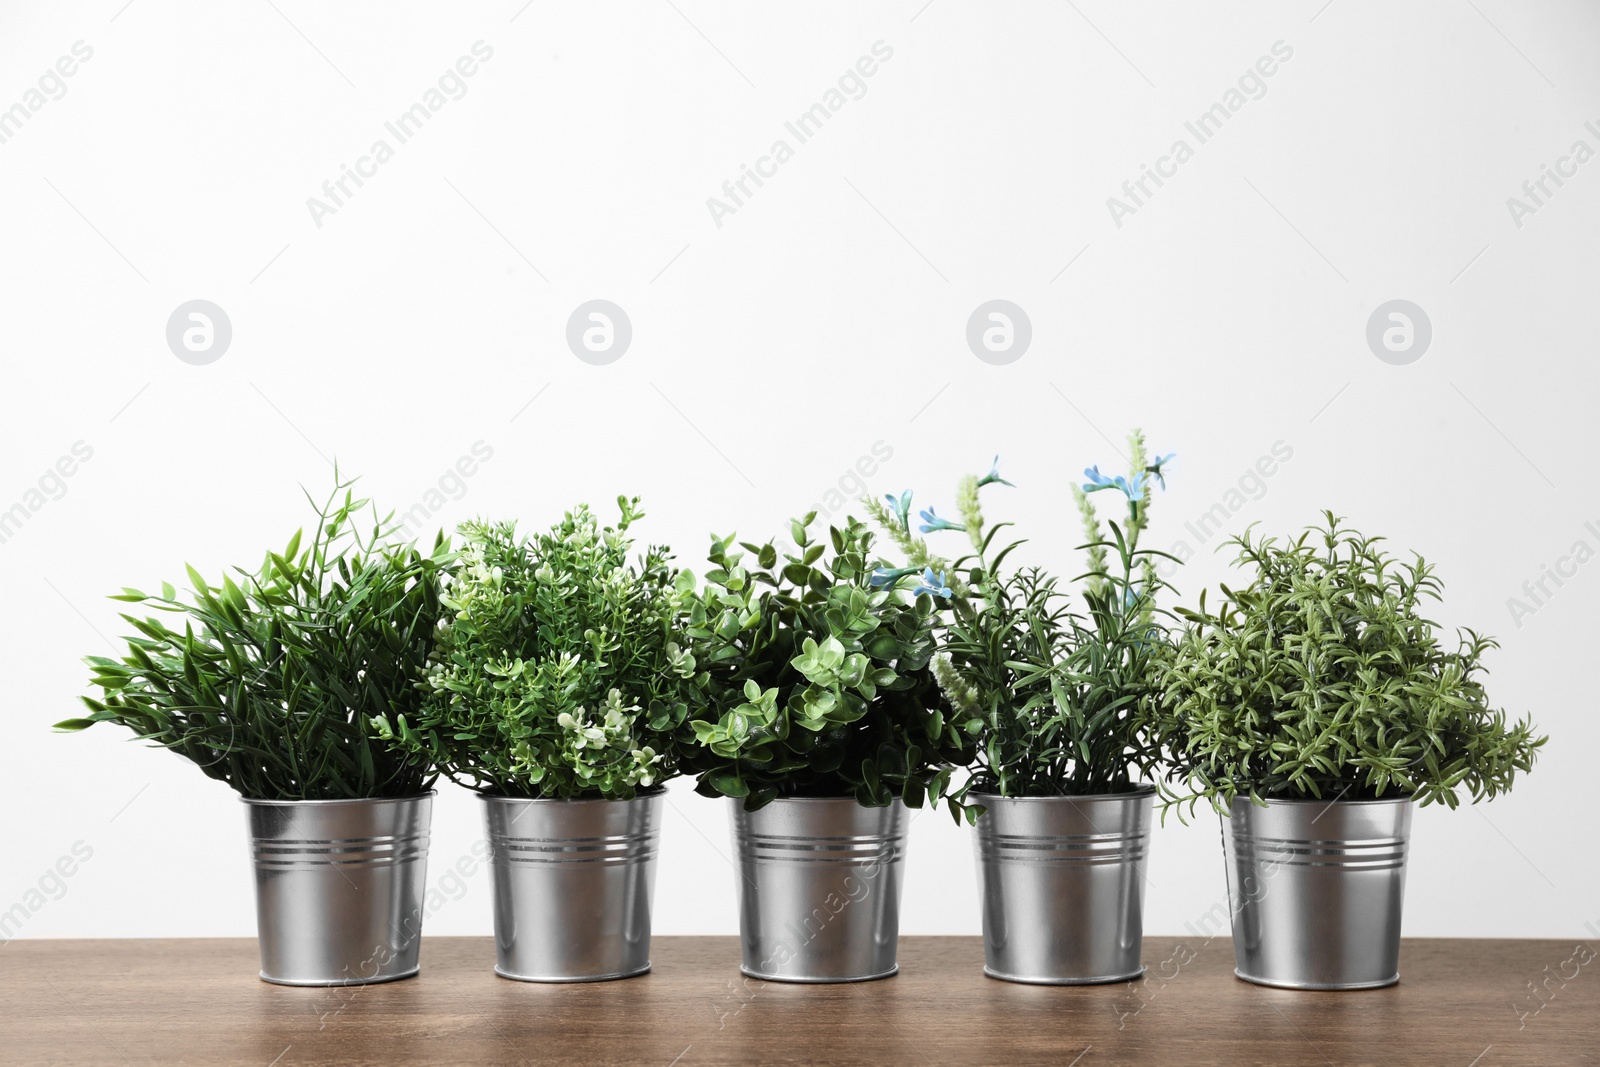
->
[[60, 479, 449, 800], [871, 435, 1176, 816], [1153, 513, 1546, 812], [372, 499, 698, 800]]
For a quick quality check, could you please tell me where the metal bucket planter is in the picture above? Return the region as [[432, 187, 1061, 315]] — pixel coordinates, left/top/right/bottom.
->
[[972, 787, 1154, 984], [482, 792, 663, 982], [244, 793, 433, 986], [1222, 796, 1413, 990], [730, 797, 907, 983]]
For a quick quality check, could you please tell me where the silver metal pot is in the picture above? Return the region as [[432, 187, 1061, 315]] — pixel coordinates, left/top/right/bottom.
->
[[482, 792, 662, 982], [730, 797, 907, 983], [972, 787, 1154, 984], [1222, 795, 1413, 990], [243, 793, 433, 986]]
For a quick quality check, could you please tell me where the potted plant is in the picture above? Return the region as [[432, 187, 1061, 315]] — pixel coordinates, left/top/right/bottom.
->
[[59, 478, 450, 985], [372, 498, 697, 982], [1152, 513, 1547, 989], [872, 438, 1176, 984], [681, 513, 968, 982]]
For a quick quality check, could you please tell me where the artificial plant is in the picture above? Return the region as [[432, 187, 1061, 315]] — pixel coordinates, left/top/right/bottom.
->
[[1152, 513, 1546, 812], [870, 435, 1177, 815], [372, 498, 698, 800], [60, 477, 449, 800], [680, 513, 968, 810]]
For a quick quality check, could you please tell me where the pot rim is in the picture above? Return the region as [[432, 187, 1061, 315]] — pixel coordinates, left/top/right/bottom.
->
[[479, 787, 666, 807], [1227, 794, 1413, 809], [729, 794, 906, 807], [238, 790, 437, 807], [968, 784, 1156, 803]]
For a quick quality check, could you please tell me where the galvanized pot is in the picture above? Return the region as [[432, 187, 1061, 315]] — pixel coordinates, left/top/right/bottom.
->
[[244, 793, 433, 986], [730, 797, 906, 983], [972, 787, 1154, 984], [1222, 796, 1413, 990], [483, 792, 662, 982]]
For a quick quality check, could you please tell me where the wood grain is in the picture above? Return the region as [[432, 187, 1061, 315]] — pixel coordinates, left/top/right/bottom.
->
[[1, 937, 1594, 1065]]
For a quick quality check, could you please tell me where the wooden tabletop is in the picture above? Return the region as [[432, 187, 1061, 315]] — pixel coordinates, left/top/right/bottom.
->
[[3, 936, 1594, 1065]]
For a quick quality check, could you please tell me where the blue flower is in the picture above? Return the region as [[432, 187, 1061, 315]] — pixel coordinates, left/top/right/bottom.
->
[[1083, 467, 1147, 502], [884, 490, 913, 531], [1146, 452, 1176, 489], [913, 567, 953, 599], [870, 565, 918, 588], [977, 456, 1015, 488], [918, 507, 966, 534]]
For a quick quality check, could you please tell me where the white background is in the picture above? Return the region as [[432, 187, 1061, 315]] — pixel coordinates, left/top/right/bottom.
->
[[2, 0, 1596, 945]]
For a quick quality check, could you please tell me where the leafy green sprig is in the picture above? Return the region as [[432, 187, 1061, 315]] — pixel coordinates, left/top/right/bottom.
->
[[60, 478, 449, 800], [1152, 513, 1546, 812]]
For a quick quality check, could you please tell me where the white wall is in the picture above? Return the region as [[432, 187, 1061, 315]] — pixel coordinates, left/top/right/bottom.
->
[[2, 0, 1596, 944]]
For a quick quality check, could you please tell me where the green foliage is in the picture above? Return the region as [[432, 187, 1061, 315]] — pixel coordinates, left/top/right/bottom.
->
[[879, 436, 1177, 816], [372, 498, 698, 800], [680, 514, 967, 810], [60, 478, 448, 800], [1152, 513, 1546, 812]]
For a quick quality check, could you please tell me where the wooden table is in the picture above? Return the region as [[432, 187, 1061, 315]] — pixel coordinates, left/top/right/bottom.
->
[[3, 937, 1595, 1065]]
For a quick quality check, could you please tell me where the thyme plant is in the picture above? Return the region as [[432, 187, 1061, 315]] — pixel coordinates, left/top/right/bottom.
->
[[373, 499, 698, 800], [1152, 514, 1546, 811], [871, 435, 1176, 815], [681, 513, 968, 810], [60, 479, 449, 800]]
